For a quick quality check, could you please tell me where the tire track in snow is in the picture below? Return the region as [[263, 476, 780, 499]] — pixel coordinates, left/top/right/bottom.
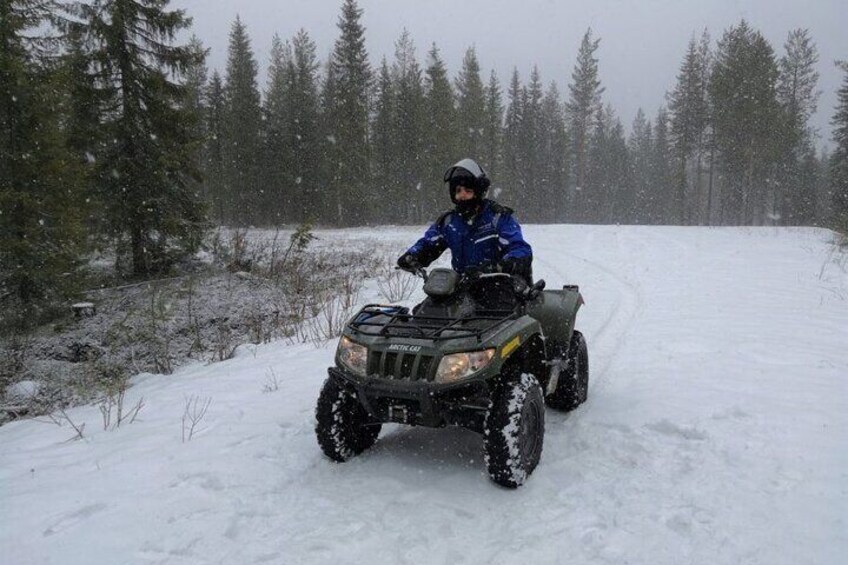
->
[[532, 227, 642, 395]]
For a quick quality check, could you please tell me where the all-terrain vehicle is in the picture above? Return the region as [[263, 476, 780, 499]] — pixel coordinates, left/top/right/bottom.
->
[[315, 267, 587, 488]]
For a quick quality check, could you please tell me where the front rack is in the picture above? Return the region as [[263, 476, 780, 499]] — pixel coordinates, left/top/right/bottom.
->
[[348, 304, 517, 342]]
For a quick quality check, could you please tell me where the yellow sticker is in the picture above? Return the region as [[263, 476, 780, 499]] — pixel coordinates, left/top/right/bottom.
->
[[501, 336, 521, 359]]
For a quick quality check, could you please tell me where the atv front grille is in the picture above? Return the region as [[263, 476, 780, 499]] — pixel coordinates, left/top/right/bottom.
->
[[368, 350, 435, 381]]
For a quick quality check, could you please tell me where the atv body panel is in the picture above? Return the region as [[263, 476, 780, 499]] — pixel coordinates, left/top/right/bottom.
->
[[330, 271, 583, 431], [316, 268, 587, 486]]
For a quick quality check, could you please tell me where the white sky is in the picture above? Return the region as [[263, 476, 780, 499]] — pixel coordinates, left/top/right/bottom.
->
[[172, 0, 847, 146]]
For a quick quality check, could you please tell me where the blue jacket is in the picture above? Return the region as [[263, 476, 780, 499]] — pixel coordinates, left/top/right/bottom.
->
[[406, 200, 532, 274]]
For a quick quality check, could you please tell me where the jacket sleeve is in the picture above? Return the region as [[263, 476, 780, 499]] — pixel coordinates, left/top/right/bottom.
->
[[497, 214, 532, 261], [406, 221, 447, 267]]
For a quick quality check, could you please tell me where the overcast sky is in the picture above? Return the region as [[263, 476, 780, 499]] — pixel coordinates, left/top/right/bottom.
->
[[172, 0, 847, 146]]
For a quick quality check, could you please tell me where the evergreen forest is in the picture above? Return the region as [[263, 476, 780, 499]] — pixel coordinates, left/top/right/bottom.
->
[[2, 0, 848, 325]]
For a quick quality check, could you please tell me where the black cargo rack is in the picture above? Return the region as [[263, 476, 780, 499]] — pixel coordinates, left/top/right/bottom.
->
[[348, 304, 517, 342]]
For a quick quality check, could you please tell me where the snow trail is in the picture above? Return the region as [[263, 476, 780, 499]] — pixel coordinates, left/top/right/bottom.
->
[[2, 225, 846, 565]]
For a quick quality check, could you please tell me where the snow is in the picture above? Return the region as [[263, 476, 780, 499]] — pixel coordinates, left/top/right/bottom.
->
[[2, 225, 847, 564]]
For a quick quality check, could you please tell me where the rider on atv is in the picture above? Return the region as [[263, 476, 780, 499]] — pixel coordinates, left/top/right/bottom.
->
[[396, 158, 534, 286]]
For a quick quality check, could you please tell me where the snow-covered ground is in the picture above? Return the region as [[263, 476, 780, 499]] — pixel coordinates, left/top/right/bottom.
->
[[2, 225, 847, 565]]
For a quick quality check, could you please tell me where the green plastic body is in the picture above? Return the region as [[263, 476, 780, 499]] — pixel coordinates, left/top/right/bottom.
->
[[330, 285, 583, 431]]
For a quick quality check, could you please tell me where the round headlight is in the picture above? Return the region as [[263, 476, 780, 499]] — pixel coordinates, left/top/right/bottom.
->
[[338, 336, 368, 376], [435, 349, 495, 383]]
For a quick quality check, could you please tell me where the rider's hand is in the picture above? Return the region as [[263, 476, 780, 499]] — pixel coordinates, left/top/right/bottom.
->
[[396, 253, 421, 273], [501, 256, 522, 275], [510, 274, 529, 296]]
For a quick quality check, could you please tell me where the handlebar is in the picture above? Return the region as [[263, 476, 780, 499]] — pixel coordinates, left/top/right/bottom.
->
[[395, 265, 546, 301]]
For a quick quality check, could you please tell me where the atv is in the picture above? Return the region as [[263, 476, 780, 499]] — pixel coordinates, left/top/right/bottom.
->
[[315, 267, 587, 488]]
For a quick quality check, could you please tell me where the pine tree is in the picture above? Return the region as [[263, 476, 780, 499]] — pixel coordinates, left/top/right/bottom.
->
[[651, 108, 675, 224], [482, 70, 504, 193], [709, 20, 781, 225], [73, 0, 206, 275], [566, 29, 604, 220], [423, 43, 456, 217], [668, 32, 709, 224], [539, 82, 568, 222], [503, 68, 524, 208], [287, 29, 321, 223], [205, 71, 226, 222], [523, 66, 544, 218], [830, 61, 848, 233], [262, 34, 293, 223], [776, 29, 820, 225], [59, 21, 103, 236], [629, 108, 654, 224], [319, 55, 340, 225], [587, 105, 629, 222], [371, 58, 397, 221], [455, 46, 486, 159], [327, 0, 372, 225], [392, 30, 426, 222], [1, 0, 86, 324], [223, 16, 262, 226], [183, 36, 209, 218]]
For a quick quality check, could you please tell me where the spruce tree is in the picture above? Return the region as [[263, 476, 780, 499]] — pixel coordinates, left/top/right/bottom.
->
[[524, 66, 544, 217], [629, 108, 654, 224], [371, 58, 397, 221], [566, 29, 604, 220], [455, 47, 486, 159], [183, 36, 209, 218], [205, 71, 226, 222], [71, 0, 205, 276], [538, 82, 568, 222], [503, 68, 524, 208], [423, 43, 456, 216], [223, 16, 262, 226], [1, 0, 85, 324], [482, 70, 504, 186], [651, 108, 675, 224], [327, 0, 372, 225], [60, 21, 103, 237], [709, 21, 781, 224], [262, 34, 293, 223], [287, 29, 321, 223], [587, 105, 629, 222], [668, 33, 709, 224], [319, 55, 341, 225], [392, 30, 426, 223], [830, 61, 848, 233], [776, 29, 820, 225]]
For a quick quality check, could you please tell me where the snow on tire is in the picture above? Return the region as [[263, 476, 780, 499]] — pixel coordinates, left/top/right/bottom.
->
[[484, 372, 545, 488], [315, 376, 380, 462]]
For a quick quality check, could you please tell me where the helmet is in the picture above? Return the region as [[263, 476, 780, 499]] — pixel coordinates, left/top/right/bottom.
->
[[443, 158, 491, 204]]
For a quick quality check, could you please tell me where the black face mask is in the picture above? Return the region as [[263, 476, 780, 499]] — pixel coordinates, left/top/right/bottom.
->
[[455, 197, 480, 218]]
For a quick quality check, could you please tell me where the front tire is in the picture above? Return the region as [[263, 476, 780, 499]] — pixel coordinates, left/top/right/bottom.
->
[[315, 376, 380, 462], [484, 372, 545, 488], [545, 330, 589, 411]]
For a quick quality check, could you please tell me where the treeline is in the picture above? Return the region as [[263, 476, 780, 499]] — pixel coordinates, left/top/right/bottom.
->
[[202, 4, 847, 229], [2, 0, 848, 325]]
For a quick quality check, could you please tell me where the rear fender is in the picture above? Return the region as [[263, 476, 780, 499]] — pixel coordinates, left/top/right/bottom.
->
[[526, 287, 582, 358]]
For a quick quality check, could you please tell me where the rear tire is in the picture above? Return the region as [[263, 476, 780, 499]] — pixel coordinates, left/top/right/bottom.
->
[[315, 376, 380, 462], [545, 330, 589, 411], [484, 372, 545, 488]]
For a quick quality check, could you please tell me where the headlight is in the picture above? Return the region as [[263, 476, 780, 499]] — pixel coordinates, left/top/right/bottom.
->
[[435, 349, 495, 383], [338, 336, 367, 376]]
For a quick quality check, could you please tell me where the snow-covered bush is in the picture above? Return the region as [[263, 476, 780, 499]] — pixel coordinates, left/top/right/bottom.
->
[[0, 227, 385, 425]]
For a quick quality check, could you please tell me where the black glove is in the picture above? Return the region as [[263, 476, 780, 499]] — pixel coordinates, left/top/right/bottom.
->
[[396, 252, 421, 273], [501, 256, 533, 284], [500, 256, 520, 275]]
